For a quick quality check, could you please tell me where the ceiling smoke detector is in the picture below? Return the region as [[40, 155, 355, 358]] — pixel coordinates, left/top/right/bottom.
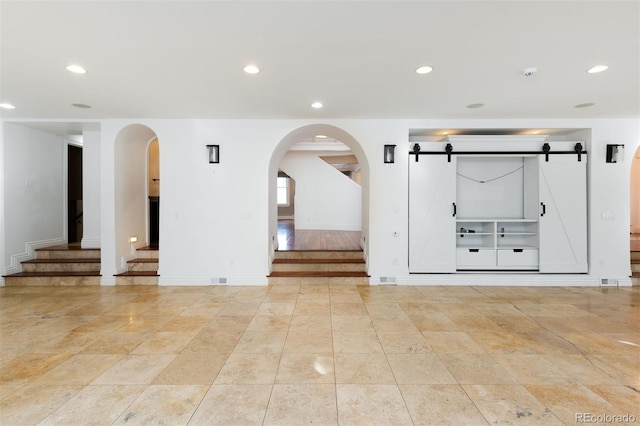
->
[[523, 67, 538, 77]]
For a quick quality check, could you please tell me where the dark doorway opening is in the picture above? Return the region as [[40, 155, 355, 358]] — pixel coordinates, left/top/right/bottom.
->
[[68, 145, 83, 243]]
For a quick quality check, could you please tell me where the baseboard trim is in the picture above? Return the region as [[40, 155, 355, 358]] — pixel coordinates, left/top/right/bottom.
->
[[158, 277, 268, 286], [81, 237, 101, 249], [396, 274, 601, 286]]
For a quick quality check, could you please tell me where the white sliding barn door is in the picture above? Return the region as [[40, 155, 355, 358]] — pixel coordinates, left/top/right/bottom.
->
[[538, 155, 588, 273], [409, 155, 457, 273]]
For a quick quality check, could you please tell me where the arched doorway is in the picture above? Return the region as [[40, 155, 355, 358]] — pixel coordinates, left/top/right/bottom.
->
[[267, 124, 370, 267], [113, 124, 160, 279]]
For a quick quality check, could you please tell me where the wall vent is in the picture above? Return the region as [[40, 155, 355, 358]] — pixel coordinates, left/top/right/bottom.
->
[[379, 276, 397, 285], [600, 278, 618, 287], [211, 277, 228, 284]]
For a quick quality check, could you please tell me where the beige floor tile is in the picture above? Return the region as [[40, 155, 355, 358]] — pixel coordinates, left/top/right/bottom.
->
[[245, 314, 291, 332], [331, 315, 375, 331], [386, 354, 457, 385], [92, 354, 175, 384], [563, 332, 640, 354], [377, 331, 433, 354], [399, 384, 489, 425], [179, 302, 227, 316], [32, 354, 123, 385], [0, 385, 83, 425], [289, 315, 332, 332], [588, 385, 640, 417], [264, 384, 337, 425], [462, 384, 563, 425], [544, 354, 627, 385], [440, 353, 518, 384], [526, 385, 624, 424], [153, 352, 229, 385], [116, 316, 172, 332], [218, 302, 262, 316], [256, 302, 296, 316], [493, 354, 578, 385], [205, 314, 253, 332], [592, 354, 640, 386], [335, 353, 395, 384], [331, 302, 368, 316], [408, 312, 458, 331], [160, 315, 210, 332], [333, 331, 383, 354], [284, 330, 333, 353], [70, 315, 131, 333], [275, 353, 335, 384], [183, 329, 242, 353], [38, 385, 146, 426], [189, 384, 272, 426], [81, 332, 151, 354], [113, 385, 208, 425], [37, 331, 102, 354], [487, 315, 545, 332], [467, 330, 537, 354], [234, 330, 288, 353], [0, 352, 73, 384], [214, 353, 280, 384], [293, 301, 331, 316], [131, 331, 196, 354], [336, 384, 413, 425], [0, 383, 23, 400], [371, 315, 418, 332], [422, 331, 486, 354]]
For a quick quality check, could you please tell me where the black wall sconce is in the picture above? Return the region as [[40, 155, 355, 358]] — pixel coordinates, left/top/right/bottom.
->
[[606, 144, 624, 163], [384, 144, 396, 164], [206, 144, 220, 164]]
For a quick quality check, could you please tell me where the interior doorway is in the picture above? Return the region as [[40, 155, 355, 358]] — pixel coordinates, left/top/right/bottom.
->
[[630, 146, 640, 250], [268, 124, 370, 259], [67, 144, 83, 243], [148, 138, 160, 248]]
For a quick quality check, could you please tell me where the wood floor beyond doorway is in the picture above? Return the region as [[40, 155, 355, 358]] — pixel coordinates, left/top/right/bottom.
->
[[277, 221, 361, 251]]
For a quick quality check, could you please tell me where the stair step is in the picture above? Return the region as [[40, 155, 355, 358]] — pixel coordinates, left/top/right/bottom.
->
[[268, 271, 369, 278], [115, 271, 159, 286], [268, 275, 370, 286], [21, 258, 101, 273], [127, 258, 159, 272], [35, 247, 100, 260], [274, 250, 363, 260], [3, 271, 101, 287], [135, 247, 159, 259], [631, 251, 640, 261]]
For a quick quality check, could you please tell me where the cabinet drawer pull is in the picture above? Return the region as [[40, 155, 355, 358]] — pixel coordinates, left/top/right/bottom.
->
[[513, 249, 523, 253], [469, 249, 479, 253]]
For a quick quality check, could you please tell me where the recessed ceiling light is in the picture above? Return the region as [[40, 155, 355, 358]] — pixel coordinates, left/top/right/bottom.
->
[[466, 103, 484, 109], [574, 102, 595, 108], [243, 64, 260, 74], [415, 65, 434, 75], [587, 65, 608, 74], [315, 135, 327, 139], [311, 101, 323, 109], [531, 130, 540, 134], [66, 64, 87, 74], [0, 103, 16, 109], [71, 103, 92, 109], [441, 131, 449, 135]]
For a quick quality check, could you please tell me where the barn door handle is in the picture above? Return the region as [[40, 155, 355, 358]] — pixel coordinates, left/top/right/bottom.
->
[[452, 203, 457, 217], [540, 202, 546, 216]]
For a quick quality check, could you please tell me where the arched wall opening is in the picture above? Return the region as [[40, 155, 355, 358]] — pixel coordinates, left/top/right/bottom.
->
[[113, 124, 158, 272], [267, 124, 370, 267]]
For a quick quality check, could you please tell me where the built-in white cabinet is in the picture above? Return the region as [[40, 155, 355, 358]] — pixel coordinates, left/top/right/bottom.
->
[[409, 143, 587, 274]]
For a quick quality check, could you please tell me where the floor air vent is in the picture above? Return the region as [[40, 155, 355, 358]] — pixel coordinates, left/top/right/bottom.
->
[[600, 278, 618, 287]]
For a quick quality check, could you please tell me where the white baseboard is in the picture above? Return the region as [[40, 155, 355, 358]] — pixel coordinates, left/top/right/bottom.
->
[[81, 237, 101, 249], [158, 276, 268, 286], [395, 274, 601, 286]]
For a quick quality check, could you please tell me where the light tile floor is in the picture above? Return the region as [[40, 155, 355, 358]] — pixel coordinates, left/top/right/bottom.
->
[[1, 284, 638, 425]]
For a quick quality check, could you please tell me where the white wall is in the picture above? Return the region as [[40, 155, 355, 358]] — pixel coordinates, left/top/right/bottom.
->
[[280, 151, 361, 231], [81, 130, 101, 248], [0, 121, 4, 285], [2, 123, 66, 274], [5, 117, 636, 287]]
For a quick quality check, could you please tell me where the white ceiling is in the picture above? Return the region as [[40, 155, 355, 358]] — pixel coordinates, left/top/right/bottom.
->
[[1, 0, 638, 120]]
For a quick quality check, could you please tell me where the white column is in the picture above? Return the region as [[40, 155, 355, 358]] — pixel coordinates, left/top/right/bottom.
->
[[81, 130, 102, 248]]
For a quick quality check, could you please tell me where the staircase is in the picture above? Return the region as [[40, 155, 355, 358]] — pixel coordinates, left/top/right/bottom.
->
[[268, 250, 369, 285], [631, 250, 640, 286], [115, 246, 159, 285], [2, 244, 101, 286]]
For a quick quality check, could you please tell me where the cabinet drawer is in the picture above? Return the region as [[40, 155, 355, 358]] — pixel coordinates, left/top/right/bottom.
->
[[497, 249, 538, 267], [457, 249, 495, 266]]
